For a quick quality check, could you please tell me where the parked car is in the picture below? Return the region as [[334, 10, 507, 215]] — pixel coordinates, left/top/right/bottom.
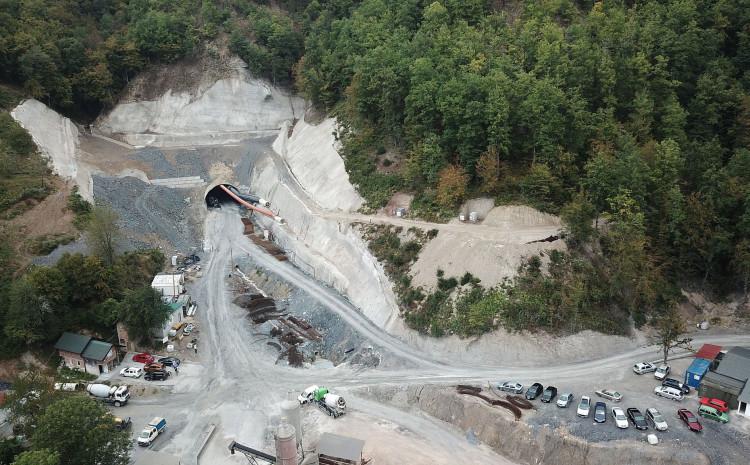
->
[[663, 378, 690, 394], [633, 362, 656, 374], [498, 381, 524, 394], [627, 408, 649, 430], [525, 383, 544, 400], [144, 370, 170, 381], [133, 353, 154, 364], [114, 416, 132, 431], [541, 386, 558, 403], [158, 357, 181, 368], [654, 364, 670, 380], [594, 402, 607, 423], [577, 396, 591, 417], [611, 407, 629, 429], [646, 408, 668, 431], [144, 362, 166, 373], [654, 385, 684, 401], [183, 323, 195, 335], [557, 392, 574, 408], [698, 405, 729, 423], [119, 367, 143, 378], [678, 409, 703, 432], [595, 389, 623, 402], [699, 397, 729, 413]]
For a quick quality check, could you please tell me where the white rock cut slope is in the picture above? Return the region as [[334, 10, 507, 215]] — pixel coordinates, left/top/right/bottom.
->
[[273, 118, 363, 212]]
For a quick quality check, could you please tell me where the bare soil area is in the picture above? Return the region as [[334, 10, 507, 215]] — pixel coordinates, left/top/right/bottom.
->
[[410, 204, 565, 290]]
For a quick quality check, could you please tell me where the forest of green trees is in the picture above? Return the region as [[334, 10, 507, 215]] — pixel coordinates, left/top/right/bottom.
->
[[1, 0, 749, 338]]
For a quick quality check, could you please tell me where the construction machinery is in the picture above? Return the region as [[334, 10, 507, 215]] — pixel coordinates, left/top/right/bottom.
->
[[298, 385, 346, 418], [229, 441, 276, 464]]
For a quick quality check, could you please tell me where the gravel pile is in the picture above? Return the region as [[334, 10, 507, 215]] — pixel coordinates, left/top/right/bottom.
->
[[93, 175, 200, 252], [134, 147, 208, 179]]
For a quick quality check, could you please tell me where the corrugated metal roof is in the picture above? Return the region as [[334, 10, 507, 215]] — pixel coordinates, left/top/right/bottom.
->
[[715, 347, 750, 382], [318, 432, 364, 462], [81, 340, 112, 361], [702, 371, 746, 395], [151, 273, 184, 286], [54, 332, 91, 354], [695, 343, 722, 360]]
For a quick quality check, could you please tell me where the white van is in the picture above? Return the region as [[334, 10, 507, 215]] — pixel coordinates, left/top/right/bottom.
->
[[654, 385, 683, 401]]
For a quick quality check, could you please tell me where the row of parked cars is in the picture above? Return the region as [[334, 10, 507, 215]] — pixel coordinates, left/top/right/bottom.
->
[[120, 354, 181, 381], [497, 380, 728, 432]]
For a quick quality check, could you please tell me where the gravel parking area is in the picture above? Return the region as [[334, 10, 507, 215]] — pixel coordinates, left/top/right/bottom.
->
[[521, 357, 750, 465]]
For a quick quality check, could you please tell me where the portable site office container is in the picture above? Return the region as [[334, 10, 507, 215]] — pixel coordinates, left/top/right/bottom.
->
[[685, 358, 711, 389]]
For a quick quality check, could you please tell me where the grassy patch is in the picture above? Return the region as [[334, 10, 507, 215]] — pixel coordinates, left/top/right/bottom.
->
[[57, 366, 97, 383], [26, 233, 77, 255]]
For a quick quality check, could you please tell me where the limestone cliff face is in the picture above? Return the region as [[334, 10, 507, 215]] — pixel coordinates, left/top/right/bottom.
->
[[11, 99, 92, 200], [96, 55, 304, 147]]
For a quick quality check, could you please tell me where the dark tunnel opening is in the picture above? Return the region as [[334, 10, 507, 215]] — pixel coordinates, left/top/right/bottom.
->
[[205, 184, 236, 208]]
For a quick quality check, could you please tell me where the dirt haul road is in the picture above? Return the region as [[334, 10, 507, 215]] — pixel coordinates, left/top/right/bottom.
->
[[265, 136, 561, 243], [140, 208, 750, 465]]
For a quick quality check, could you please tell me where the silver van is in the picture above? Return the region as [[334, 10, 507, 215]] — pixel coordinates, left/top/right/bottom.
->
[[654, 385, 683, 401]]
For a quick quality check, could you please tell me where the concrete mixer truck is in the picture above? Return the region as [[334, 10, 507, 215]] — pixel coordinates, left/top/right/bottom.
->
[[86, 384, 130, 407], [298, 385, 346, 418]]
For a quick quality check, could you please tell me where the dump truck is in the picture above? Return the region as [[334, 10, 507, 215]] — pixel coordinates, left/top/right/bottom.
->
[[86, 384, 130, 407], [298, 385, 346, 418], [137, 417, 167, 446]]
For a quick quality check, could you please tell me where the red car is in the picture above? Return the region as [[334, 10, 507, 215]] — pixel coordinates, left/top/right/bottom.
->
[[678, 409, 703, 432], [699, 397, 729, 413], [132, 353, 154, 364]]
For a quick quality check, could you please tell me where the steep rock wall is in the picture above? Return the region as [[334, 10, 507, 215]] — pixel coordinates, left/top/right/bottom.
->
[[273, 119, 363, 212], [98, 67, 304, 147], [11, 99, 92, 200], [249, 154, 401, 330]]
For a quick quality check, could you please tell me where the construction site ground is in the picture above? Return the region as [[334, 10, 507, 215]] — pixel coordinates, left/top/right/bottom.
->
[[12, 73, 750, 465]]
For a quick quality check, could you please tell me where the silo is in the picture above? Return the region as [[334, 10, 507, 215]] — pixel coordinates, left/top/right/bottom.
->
[[275, 418, 297, 465], [281, 399, 302, 447]]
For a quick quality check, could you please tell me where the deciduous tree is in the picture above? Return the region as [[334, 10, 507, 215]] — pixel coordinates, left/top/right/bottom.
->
[[31, 396, 129, 465], [85, 205, 120, 267], [436, 164, 468, 208]]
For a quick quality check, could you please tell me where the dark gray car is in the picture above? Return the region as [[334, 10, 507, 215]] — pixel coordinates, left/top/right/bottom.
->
[[594, 401, 607, 423]]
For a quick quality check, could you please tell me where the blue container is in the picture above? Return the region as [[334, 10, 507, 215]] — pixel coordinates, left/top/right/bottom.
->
[[685, 358, 711, 389]]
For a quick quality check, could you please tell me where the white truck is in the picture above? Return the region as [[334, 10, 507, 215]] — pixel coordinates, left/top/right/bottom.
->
[[298, 385, 346, 418], [86, 384, 130, 407], [137, 417, 167, 446]]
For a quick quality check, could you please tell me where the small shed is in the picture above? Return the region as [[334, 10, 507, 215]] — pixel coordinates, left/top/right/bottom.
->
[[695, 344, 722, 361], [699, 371, 746, 409], [685, 358, 711, 388], [318, 432, 365, 465], [151, 273, 185, 297]]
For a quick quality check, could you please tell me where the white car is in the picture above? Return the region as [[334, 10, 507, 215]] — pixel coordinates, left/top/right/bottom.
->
[[633, 362, 656, 374], [654, 365, 670, 380], [595, 389, 623, 402], [611, 407, 629, 429], [120, 367, 143, 378], [557, 392, 574, 408], [498, 381, 524, 394], [577, 396, 591, 417], [646, 407, 668, 431], [654, 385, 683, 401]]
